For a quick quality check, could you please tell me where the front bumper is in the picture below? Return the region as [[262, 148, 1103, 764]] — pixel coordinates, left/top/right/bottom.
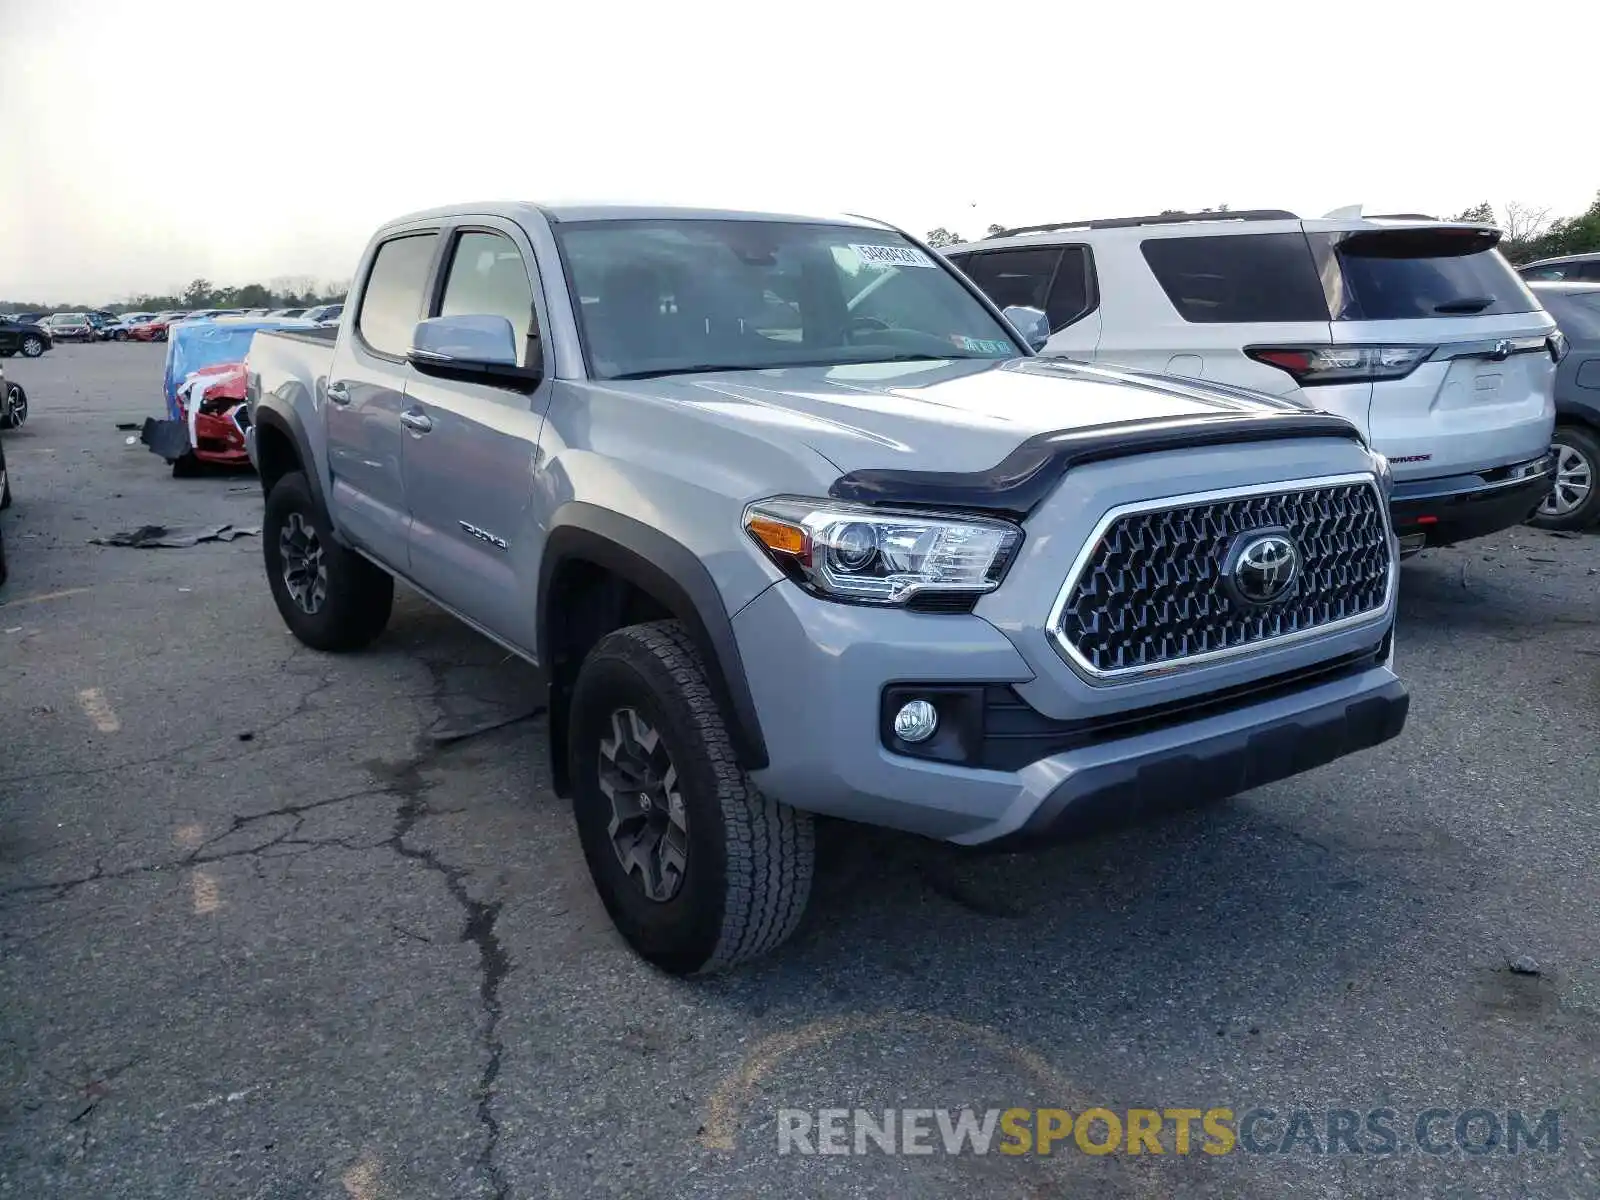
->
[[732, 582, 1406, 846], [1389, 452, 1556, 547]]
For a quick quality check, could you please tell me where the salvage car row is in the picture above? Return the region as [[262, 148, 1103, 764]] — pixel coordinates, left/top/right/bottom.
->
[[0, 305, 345, 354]]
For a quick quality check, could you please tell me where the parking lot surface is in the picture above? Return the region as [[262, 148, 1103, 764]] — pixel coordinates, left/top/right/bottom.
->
[[1, 343, 1597, 1198]]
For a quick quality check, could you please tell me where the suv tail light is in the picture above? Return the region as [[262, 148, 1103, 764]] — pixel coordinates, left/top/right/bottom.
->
[[1246, 345, 1432, 386]]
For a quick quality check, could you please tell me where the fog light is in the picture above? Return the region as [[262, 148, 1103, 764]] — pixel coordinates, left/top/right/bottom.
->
[[892, 699, 939, 743]]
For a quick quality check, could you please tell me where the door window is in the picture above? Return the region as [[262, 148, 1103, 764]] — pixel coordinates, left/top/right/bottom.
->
[[1141, 233, 1329, 323], [356, 232, 439, 357], [437, 231, 538, 367]]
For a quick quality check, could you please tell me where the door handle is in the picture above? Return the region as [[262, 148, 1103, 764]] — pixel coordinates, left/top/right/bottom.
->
[[326, 381, 351, 405], [399, 409, 433, 434]]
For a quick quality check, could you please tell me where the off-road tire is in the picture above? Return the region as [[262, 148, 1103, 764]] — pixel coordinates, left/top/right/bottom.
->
[[569, 620, 814, 975], [263, 470, 393, 651]]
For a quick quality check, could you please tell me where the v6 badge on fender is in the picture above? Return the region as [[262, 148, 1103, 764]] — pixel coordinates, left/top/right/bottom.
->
[[459, 521, 509, 551]]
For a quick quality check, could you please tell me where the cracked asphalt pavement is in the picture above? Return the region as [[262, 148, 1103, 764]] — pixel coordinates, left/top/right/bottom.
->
[[2, 344, 1598, 1198]]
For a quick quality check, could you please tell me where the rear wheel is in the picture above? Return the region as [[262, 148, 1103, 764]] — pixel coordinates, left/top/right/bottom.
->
[[569, 620, 814, 975], [20, 336, 44, 358], [1531, 425, 1599, 531], [262, 470, 393, 651]]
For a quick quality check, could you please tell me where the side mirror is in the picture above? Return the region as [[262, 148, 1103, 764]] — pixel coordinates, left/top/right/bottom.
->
[[407, 315, 539, 389], [1001, 305, 1050, 353]]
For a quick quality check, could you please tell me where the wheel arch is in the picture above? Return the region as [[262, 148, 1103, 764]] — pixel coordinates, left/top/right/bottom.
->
[[538, 503, 769, 797], [252, 405, 330, 518]]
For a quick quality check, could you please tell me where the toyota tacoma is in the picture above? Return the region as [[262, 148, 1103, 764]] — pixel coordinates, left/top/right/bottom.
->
[[245, 202, 1409, 973]]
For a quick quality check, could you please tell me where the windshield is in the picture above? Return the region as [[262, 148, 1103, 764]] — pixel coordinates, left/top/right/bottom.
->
[[554, 219, 1020, 380]]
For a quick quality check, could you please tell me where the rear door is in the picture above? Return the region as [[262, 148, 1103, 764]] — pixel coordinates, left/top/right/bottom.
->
[[1315, 227, 1557, 480], [400, 219, 552, 653], [1113, 227, 1342, 401], [325, 227, 440, 568]]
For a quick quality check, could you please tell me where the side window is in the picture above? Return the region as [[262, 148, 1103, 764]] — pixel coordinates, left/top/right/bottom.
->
[[1140, 233, 1328, 323], [1521, 266, 1567, 281], [356, 232, 439, 356], [961, 248, 1062, 313], [1044, 245, 1095, 330], [1575, 262, 1600, 283], [437, 230, 538, 365]]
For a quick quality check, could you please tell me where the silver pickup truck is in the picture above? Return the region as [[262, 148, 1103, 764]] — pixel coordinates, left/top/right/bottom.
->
[[246, 202, 1409, 973]]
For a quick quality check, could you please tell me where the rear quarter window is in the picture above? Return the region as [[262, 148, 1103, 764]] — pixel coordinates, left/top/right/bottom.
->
[[1139, 233, 1328, 323]]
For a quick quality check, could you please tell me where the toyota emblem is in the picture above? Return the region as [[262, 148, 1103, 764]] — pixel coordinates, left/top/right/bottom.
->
[[1227, 530, 1300, 605]]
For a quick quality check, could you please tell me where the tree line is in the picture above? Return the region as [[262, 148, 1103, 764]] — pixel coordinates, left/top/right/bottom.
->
[[1448, 191, 1600, 263], [1, 276, 349, 316]]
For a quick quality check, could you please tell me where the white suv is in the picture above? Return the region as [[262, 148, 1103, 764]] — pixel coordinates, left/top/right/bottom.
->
[[946, 210, 1564, 552]]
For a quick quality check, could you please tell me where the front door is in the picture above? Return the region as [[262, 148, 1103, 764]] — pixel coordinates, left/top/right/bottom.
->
[[324, 229, 439, 569], [401, 223, 552, 653]]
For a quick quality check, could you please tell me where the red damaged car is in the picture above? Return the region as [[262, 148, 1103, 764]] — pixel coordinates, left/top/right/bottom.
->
[[128, 312, 190, 343], [141, 316, 307, 475]]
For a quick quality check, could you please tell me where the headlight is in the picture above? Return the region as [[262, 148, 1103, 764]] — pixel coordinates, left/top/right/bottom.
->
[[743, 497, 1022, 606]]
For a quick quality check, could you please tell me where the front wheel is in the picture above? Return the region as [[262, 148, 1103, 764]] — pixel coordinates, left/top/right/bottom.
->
[[262, 470, 393, 651], [1530, 426, 1599, 531], [569, 620, 814, 975], [1, 383, 25, 430], [20, 336, 44, 358]]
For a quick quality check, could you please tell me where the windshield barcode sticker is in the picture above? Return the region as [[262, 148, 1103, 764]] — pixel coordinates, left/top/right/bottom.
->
[[850, 243, 936, 269]]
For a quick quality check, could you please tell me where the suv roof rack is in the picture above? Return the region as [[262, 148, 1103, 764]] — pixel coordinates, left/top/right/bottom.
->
[[1363, 212, 1438, 221], [987, 209, 1298, 239]]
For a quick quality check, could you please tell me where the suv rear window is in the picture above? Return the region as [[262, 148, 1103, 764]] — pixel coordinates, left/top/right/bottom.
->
[[1314, 229, 1538, 319], [1140, 234, 1328, 323]]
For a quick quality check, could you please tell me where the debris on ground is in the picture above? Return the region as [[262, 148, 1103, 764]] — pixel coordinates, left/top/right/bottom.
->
[[90, 524, 261, 549], [114, 422, 141, 431], [1509, 956, 1542, 976]]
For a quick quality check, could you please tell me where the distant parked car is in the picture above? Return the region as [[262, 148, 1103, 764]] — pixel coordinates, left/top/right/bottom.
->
[[43, 313, 95, 342], [105, 312, 156, 340], [1527, 281, 1600, 530], [11, 313, 44, 326], [266, 307, 306, 318], [300, 303, 344, 326], [129, 312, 190, 342], [1519, 252, 1600, 284], [0, 315, 51, 358]]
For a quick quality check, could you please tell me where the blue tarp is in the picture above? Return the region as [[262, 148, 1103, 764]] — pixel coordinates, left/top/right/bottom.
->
[[162, 318, 312, 419]]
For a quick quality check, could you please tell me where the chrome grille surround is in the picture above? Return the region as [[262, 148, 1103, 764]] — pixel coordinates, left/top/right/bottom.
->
[[1047, 473, 1394, 683]]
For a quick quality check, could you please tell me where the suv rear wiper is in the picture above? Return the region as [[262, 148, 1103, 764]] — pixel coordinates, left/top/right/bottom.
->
[[1433, 296, 1493, 314]]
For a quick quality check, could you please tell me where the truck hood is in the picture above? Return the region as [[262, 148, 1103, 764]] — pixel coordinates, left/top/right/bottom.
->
[[605, 357, 1313, 474]]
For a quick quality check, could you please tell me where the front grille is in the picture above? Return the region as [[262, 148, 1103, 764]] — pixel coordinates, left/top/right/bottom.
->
[[1054, 477, 1390, 678]]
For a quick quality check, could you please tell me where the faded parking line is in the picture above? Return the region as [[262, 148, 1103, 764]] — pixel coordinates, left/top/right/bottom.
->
[[76, 687, 121, 733]]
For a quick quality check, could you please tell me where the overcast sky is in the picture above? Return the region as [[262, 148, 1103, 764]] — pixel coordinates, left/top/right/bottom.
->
[[1, 0, 1594, 302]]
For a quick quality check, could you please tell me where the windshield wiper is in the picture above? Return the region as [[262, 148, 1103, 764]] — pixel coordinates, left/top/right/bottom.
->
[[607, 351, 995, 381], [608, 364, 742, 380], [1433, 296, 1493, 314]]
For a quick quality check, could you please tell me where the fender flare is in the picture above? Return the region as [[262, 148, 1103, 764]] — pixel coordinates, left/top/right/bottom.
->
[[252, 403, 331, 517], [538, 503, 769, 779]]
